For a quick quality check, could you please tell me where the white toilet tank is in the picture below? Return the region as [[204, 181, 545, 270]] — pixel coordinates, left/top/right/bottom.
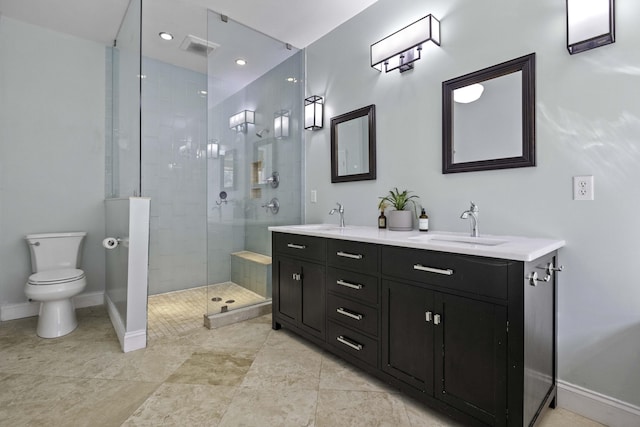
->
[[25, 232, 87, 273]]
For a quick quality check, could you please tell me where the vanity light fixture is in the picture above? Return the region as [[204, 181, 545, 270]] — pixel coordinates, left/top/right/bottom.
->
[[567, 0, 615, 54], [274, 110, 290, 139], [371, 14, 440, 73], [453, 84, 484, 104], [159, 32, 174, 41], [229, 110, 255, 133], [304, 96, 324, 130]]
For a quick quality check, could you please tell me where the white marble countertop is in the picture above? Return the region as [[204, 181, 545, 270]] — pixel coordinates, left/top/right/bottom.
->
[[268, 224, 565, 262]]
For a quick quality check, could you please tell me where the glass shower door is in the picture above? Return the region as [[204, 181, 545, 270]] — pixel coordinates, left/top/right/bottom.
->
[[205, 11, 304, 322]]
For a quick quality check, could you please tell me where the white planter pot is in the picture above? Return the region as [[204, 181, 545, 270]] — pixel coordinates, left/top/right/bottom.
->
[[388, 210, 413, 231]]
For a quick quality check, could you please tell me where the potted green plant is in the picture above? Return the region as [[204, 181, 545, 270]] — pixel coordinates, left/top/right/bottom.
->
[[379, 188, 420, 231]]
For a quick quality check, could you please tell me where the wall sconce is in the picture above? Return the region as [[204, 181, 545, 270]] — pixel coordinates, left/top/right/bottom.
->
[[305, 96, 324, 130], [229, 110, 255, 133], [207, 140, 219, 158], [274, 110, 290, 139], [567, 0, 615, 54], [371, 14, 440, 73]]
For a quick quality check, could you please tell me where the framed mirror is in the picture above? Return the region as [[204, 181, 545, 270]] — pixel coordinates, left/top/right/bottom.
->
[[330, 104, 376, 183], [252, 140, 277, 185], [442, 53, 536, 174], [222, 149, 235, 189]]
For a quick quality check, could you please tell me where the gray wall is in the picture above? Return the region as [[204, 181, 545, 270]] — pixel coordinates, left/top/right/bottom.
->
[[306, 0, 640, 407], [142, 57, 207, 295], [0, 17, 106, 305]]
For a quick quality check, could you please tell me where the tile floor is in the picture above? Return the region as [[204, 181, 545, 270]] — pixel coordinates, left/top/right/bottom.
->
[[0, 306, 604, 427], [148, 284, 266, 339]]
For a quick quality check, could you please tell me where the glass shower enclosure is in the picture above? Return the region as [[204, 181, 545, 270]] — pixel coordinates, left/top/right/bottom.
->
[[205, 12, 304, 325]]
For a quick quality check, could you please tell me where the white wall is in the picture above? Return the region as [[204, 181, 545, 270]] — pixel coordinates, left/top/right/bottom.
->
[[306, 0, 640, 408], [0, 17, 106, 304]]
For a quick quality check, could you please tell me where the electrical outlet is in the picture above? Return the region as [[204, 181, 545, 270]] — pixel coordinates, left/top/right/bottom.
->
[[310, 190, 317, 203], [573, 175, 594, 200]]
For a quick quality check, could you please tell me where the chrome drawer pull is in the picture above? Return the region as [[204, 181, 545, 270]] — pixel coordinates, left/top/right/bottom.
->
[[337, 335, 363, 351], [336, 280, 363, 290], [336, 307, 363, 321], [336, 251, 363, 260], [287, 243, 306, 249], [413, 264, 454, 276]]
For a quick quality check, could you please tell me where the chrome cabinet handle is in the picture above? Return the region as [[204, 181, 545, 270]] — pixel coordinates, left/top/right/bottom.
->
[[425, 311, 432, 322], [336, 307, 363, 321], [337, 335, 363, 351], [287, 243, 306, 249], [433, 314, 441, 325], [291, 273, 301, 281], [337, 251, 363, 260], [413, 264, 454, 276], [336, 280, 363, 290]]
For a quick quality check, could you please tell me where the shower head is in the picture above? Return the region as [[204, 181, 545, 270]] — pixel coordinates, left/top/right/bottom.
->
[[256, 128, 270, 138]]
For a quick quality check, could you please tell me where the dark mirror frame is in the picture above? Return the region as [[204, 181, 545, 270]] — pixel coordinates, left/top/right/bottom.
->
[[442, 53, 536, 174], [330, 104, 376, 183]]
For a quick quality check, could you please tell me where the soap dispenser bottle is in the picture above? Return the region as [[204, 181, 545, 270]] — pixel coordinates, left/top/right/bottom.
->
[[378, 209, 387, 229], [419, 208, 429, 232]]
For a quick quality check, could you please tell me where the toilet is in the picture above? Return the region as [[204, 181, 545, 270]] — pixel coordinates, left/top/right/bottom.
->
[[24, 232, 87, 338]]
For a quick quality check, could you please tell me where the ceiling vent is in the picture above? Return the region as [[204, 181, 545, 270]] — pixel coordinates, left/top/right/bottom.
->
[[180, 35, 219, 57]]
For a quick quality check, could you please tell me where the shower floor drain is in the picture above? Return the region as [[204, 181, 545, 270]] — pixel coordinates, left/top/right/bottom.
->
[[211, 297, 222, 302]]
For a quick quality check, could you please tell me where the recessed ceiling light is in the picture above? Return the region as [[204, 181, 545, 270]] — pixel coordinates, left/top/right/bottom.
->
[[159, 32, 174, 41], [235, 58, 247, 66]]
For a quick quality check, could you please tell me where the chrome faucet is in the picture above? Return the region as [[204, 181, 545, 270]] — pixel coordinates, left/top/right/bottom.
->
[[460, 201, 479, 237], [329, 202, 345, 228]]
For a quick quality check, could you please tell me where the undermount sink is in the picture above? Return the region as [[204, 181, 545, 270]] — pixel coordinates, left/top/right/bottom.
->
[[408, 234, 508, 246], [291, 224, 345, 231]]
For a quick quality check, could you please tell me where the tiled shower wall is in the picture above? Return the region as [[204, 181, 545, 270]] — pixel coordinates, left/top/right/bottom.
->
[[142, 57, 207, 295]]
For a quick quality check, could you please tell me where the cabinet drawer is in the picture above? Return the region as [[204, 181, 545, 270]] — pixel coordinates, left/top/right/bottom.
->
[[327, 239, 379, 272], [326, 267, 378, 305], [327, 320, 378, 367], [327, 294, 378, 337], [381, 246, 509, 300], [274, 233, 326, 262]]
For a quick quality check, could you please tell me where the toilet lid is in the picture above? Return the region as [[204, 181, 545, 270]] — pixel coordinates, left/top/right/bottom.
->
[[28, 269, 85, 285]]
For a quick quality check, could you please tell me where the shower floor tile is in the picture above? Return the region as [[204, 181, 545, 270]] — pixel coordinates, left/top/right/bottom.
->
[[207, 281, 267, 315], [147, 286, 207, 340], [147, 283, 267, 339]]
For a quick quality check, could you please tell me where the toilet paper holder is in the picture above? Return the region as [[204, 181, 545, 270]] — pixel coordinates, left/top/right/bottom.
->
[[102, 237, 127, 249]]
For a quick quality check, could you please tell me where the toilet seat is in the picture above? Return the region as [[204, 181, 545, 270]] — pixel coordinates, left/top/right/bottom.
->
[[28, 268, 85, 285]]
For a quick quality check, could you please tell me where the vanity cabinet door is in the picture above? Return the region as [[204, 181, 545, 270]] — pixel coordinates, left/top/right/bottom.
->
[[382, 279, 507, 424], [275, 257, 325, 338], [434, 293, 507, 426], [381, 280, 434, 394]]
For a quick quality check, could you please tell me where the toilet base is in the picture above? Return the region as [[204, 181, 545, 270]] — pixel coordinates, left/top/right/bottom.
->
[[36, 298, 78, 338]]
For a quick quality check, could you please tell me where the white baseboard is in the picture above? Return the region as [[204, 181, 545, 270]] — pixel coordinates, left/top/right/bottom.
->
[[0, 291, 104, 321], [558, 380, 640, 427], [104, 293, 146, 353]]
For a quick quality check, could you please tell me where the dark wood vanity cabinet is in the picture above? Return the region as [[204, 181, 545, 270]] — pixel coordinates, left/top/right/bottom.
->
[[272, 233, 326, 340], [382, 280, 507, 425], [325, 239, 380, 367], [272, 231, 558, 427]]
